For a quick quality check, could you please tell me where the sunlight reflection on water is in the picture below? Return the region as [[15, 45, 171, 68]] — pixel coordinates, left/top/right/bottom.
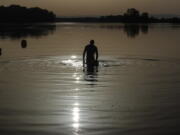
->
[[72, 95, 80, 132], [0, 23, 180, 135], [62, 55, 82, 68], [72, 106, 80, 132]]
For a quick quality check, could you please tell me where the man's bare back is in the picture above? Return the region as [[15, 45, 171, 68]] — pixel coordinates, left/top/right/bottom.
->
[[83, 40, 98, 67]]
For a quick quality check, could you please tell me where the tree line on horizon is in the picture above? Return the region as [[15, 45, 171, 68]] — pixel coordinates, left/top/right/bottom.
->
[[0, 5, 56, 22], [57, 8, 180, 23], [0, 5, 179, 23], [101, 8, 150, 23]]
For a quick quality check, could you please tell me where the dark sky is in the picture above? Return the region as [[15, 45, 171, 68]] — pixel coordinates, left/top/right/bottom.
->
[[1, 0, 180, 16]]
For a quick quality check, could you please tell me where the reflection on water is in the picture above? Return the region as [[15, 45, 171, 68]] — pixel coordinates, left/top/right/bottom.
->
[[124, 24, 149, 38], [65, 56, 98, 134], [62, 23, 149, 38], [0, 23, 180, 135], [0, 23, 149, 40], [84, 74, 98, 84], [0, 54, 180, 134], [0, 23, 56, 40], [72, 104, 80, 132], [96, 23, 149, 37], [71, 63, 81, 133], [62, 55, 82, 68], [83, 66, 98, 83], [62, 55, 98, 83]]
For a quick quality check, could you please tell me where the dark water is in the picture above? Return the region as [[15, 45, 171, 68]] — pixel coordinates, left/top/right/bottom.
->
[[0, 23, 180, 135]]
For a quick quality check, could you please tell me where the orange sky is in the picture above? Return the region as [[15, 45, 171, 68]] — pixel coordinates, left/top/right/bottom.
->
[[1, 0, 180, 16]]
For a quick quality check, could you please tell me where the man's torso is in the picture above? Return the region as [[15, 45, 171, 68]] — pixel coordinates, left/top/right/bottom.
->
[[85, 44, 97, 62]]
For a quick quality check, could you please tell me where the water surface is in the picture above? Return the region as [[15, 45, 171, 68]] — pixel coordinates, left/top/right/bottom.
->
[[0, 23, 180, 135]]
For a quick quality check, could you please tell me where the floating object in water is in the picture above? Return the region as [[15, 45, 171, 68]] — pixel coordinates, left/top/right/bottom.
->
[[21, 39, 27, 48]]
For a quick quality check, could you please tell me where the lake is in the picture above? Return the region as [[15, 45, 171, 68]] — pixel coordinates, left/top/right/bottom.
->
[[0, 23, 180, 135]]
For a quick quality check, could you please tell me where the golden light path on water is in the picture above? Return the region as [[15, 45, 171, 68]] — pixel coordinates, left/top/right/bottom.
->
[[72, 103, 80, 131], [72, 86, 80, 132], [62, 55, 82, 68], [61, 55, 85, 132], [63, 55, 81, 132]]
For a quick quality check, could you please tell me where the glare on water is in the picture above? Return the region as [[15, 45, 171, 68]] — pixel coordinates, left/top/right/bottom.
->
[[0, 23, 180, 135]]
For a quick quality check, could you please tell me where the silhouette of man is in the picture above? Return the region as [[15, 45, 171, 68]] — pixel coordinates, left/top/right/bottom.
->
[[83, 40, 98, 68]]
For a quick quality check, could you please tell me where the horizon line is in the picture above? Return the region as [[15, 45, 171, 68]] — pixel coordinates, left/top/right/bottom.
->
[[57, 14, 180, 18]]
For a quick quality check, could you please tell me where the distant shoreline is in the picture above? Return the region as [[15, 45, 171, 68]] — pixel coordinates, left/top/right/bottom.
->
[[55, 19, 180, 24], [0, 5, 180, 23], [55, 17, 180, 24], [55, 8, 180, 23]]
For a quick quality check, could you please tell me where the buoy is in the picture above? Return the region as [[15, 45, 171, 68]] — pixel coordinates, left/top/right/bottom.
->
[[21, 40, 27, 48]]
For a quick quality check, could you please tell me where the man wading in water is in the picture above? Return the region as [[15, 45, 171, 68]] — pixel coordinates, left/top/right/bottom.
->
[[83, 40, 99, 72]]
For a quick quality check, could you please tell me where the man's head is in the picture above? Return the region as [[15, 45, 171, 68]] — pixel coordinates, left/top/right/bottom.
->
[[90, 40, 94, 45]]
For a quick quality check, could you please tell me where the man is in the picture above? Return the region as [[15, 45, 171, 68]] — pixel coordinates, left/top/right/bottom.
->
[[83, 40, 98, 67]]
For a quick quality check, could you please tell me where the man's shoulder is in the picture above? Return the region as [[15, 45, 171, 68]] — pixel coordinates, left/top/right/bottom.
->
[[93, 45, 97, 50], [85, 44, 97, 49], [85, 44, 91, 48]]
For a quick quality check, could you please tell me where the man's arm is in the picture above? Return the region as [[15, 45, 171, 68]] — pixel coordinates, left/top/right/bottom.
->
[[83, 46, 87, 66], [95, 47, 98, 61]]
